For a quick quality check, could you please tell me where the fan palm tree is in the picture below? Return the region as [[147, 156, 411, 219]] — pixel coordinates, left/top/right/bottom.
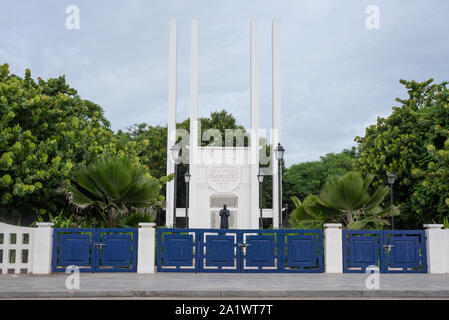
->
[[290, 172, 399, 229], [58, 157, 164, 227]]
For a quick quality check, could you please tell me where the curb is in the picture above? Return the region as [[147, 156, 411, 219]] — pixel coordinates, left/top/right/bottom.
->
[[2, 290, 449, 298]]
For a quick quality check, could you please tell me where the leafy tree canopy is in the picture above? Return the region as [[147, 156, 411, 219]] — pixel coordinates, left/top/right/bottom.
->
[[355, 79, 449, 228], [0, 64, 166, 224], [283, 148, 356, 216]]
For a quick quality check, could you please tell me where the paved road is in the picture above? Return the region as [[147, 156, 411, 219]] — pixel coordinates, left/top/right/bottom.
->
[[1, 273, 449, 298]]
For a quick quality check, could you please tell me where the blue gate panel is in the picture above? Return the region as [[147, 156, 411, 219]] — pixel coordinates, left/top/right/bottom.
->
[[343, 230, 427, 273], [52, 228, 137, 273], [350, 237, 379, 266], [200, 230, 239, 272], [245, 235, 275, 267], [343, 231, 381, 273], [60, 235, 91, 266], [205, 235, 235, 267], [158, 228, 324, 273], [164, 235, 194, 266], [391, 239, 417, 264], [157, 229, 199, 272], [100, 235, 132, 267], [283, 230, 323, 272], [52, 229, 95, 272], [286, 237, 316, 267], [382, 231, 427, 273], [95, 229, 137, 272]]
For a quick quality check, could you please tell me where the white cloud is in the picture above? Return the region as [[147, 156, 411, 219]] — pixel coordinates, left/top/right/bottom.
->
[[2, 0, 449, 166]]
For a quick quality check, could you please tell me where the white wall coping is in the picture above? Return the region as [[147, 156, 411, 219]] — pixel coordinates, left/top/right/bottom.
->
[[324, 223, 342, 229], [35, 222, 54, 228], [424, 224, 444, 229], [139, 222, 156, 228]]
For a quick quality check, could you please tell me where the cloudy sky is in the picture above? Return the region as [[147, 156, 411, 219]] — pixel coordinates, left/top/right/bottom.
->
[[2, 0, 449, 166]]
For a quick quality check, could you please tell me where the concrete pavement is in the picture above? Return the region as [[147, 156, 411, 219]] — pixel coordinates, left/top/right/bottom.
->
[[1, 273, 449, 298]]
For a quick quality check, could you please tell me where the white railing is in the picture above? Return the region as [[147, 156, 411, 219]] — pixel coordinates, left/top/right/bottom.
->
[[0, 222, 35, 274], [0, 222, 54, 275]]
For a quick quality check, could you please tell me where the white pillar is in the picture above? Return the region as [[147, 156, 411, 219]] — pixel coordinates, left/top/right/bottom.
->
[[189, 18, 200, 228], [324, 223, 343, 273], [250, 19, 260, 229], [32, 222, 54, 274], [272, 19, 281, 228], [137, 223, 156, 273], [424, 224, 449, 274], [166, 18, 177, 227]]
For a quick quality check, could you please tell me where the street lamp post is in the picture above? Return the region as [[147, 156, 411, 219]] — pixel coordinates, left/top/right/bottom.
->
[[387, 172, 395, 230], [184, 170, 191, 228], [275, 143, 285, 229], [170, 144, 181, 228], [257, 170, 264, 229]]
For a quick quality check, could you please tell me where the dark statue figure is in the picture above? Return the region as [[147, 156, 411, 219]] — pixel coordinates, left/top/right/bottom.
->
[[219, 204, 230, 229]]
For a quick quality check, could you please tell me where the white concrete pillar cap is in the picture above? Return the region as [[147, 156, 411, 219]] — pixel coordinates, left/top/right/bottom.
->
[[139, 222, 156, 228], [423, 224, 444, 229], [35, 222, 54, 227], [323, 223, 342, 229]]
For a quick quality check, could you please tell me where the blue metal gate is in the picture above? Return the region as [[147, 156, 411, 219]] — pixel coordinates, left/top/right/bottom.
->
[[343, 230, 427, 273], [52, 228, 137, 272], [157, 228, 323, 273]]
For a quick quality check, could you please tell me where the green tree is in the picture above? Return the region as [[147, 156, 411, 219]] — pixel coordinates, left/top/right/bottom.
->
[[289, 172, 398, 229], [283, 148, 356, 222], [0, 64, 111, 222], [57, 157, 167, 227], [0, 64, 165, 224], [355, 79, 449, 228]]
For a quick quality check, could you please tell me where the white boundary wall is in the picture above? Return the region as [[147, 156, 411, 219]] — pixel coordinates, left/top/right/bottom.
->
[[2, 220, 449, 274], [0, 222, 53, 274], [0, 222, 35, 274]]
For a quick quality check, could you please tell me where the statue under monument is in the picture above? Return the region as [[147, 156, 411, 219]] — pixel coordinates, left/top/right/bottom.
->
[[219, 204, 230, 229]]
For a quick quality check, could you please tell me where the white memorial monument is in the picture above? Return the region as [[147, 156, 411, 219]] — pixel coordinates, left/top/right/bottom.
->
[[165, 19, 282, 229]]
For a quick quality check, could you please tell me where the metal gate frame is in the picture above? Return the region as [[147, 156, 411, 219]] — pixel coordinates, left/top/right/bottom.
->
[[157, 228, 323, 273], [342, 230, 427, 273], [52, 228, 138, 273]]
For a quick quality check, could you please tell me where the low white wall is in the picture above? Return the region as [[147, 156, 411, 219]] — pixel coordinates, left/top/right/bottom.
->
[[0, 222, 53, 275], [0, 222, 35, 274], [2, 220, 448, 274]]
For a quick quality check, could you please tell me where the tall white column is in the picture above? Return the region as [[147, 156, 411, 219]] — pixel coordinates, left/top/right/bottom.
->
[[272, 19, 282, 228], [189, 19, 200, 227], [250, 19, 260, 229], [166, 19, 177, 227]]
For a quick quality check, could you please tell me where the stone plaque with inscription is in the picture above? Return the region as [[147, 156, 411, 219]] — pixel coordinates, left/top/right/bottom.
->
[[207, 165, 241, 193], [210, 195, 238, 208]]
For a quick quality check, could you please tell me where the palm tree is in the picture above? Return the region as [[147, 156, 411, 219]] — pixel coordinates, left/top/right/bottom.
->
[[290, 172, 399, 229], [58, 157, 164, 227]]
